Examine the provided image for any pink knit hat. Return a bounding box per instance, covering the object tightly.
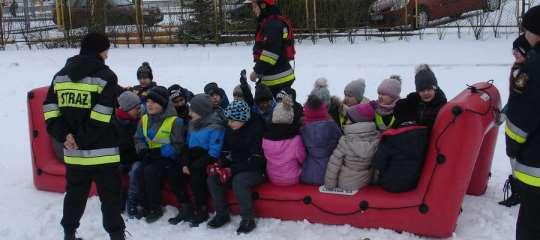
[377,75,402,98]
[346,103,375,123]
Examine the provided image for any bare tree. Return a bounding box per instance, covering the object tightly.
[89,0,105,33]
[436,26,447,40]
[468,12,490,40]
[0,0,4,50]
[491,1,507,38]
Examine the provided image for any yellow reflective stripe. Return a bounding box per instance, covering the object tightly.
[64,155,120,165]
[375,113,396,130]
[90,110,112,123]
[54,82,104,94]
[142,114,149,142]
[514,170,540,187]
[262,72,295,86]
[339,113,346,126]
[260,50,279,65]
[44,110,61,120]
[505,122,526,144]
[64,147,120,165]
[260,55,277,65]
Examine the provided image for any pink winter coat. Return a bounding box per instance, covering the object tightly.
[262,135,306,186]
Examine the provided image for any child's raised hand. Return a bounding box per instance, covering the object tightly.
[182,166,191,175]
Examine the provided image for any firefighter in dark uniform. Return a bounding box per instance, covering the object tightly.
[505,6,540,240]
[42,33,125,240]
[248,0,296,96]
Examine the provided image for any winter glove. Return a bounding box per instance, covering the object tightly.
[206,162,232,184]
[160,144,177,159]
[506,135,522,159]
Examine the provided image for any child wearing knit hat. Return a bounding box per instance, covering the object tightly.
[329,78,370,131]
[324,103,381,192]
[168,84,194,122]
[300,94,342,185]
[263,89,306,186]
[370,75,402,130]
[131,62,157,100]
[133,86,191,224]
[394,64,447,129]
[206,99,266,231]
[113,91,142,219]
[183,94,225,227]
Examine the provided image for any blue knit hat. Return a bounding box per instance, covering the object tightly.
[225,100,251,122]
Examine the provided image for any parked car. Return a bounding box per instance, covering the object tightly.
[52,0,163,28]
[368,0,501,29]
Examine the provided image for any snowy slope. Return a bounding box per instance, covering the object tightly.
[0,36,520,239]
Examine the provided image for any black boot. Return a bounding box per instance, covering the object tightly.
[236,218,256,234]
[499,175,520,207]
[168,204,194,225]
[145,208,163,223]
[109,231,125,240]
[64,232,82,240]
[207,214,231,229]
[189,206,209,227]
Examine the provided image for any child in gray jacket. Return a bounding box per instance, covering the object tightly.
[324,103,381,191]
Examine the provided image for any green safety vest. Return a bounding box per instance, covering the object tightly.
[375,113,396,131]
[141,115,177,149]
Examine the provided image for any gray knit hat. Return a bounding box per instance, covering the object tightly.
[344,79,366,102]
[117,91,140,111]
[311,77,331,106]
[190,94,214,118]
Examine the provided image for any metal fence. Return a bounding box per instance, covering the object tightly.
[0,0,535,50]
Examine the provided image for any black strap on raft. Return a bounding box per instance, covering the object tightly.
[225,81,499,217]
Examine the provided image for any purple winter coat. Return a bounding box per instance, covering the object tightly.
[300,120,342,185]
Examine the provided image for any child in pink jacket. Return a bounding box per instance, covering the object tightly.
[262,89,306,186]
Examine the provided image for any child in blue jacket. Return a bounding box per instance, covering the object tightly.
[182,94,225,227]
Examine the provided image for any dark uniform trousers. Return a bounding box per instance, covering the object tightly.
[61,164,125,235]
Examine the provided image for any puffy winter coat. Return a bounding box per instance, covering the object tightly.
[372,125,429,193]
[43,54,120,166]
[394,90,447,130]
[134,102,186,162]
[253,6,295,90]
[324,122,380,191]
[186,112,225,168]
[300,120,342,185]
[112,108,139,165]
[263,135,306,186]
[223,113,266,175]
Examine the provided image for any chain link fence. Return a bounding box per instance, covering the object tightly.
[0,0,535,50]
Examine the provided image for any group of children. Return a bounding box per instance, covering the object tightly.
[113,61,448,234]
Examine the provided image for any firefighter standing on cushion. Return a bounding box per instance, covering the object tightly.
[504,6,540,240]
[42,33,125,240]
[248,0,296,96]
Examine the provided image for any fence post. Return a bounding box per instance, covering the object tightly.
[0,0,4,50]
[135,0,145,45]
[304,0,309,31]
[23,0,30,33]
[313,0,317,39]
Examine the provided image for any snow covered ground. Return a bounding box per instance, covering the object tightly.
[0,35,522,239]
